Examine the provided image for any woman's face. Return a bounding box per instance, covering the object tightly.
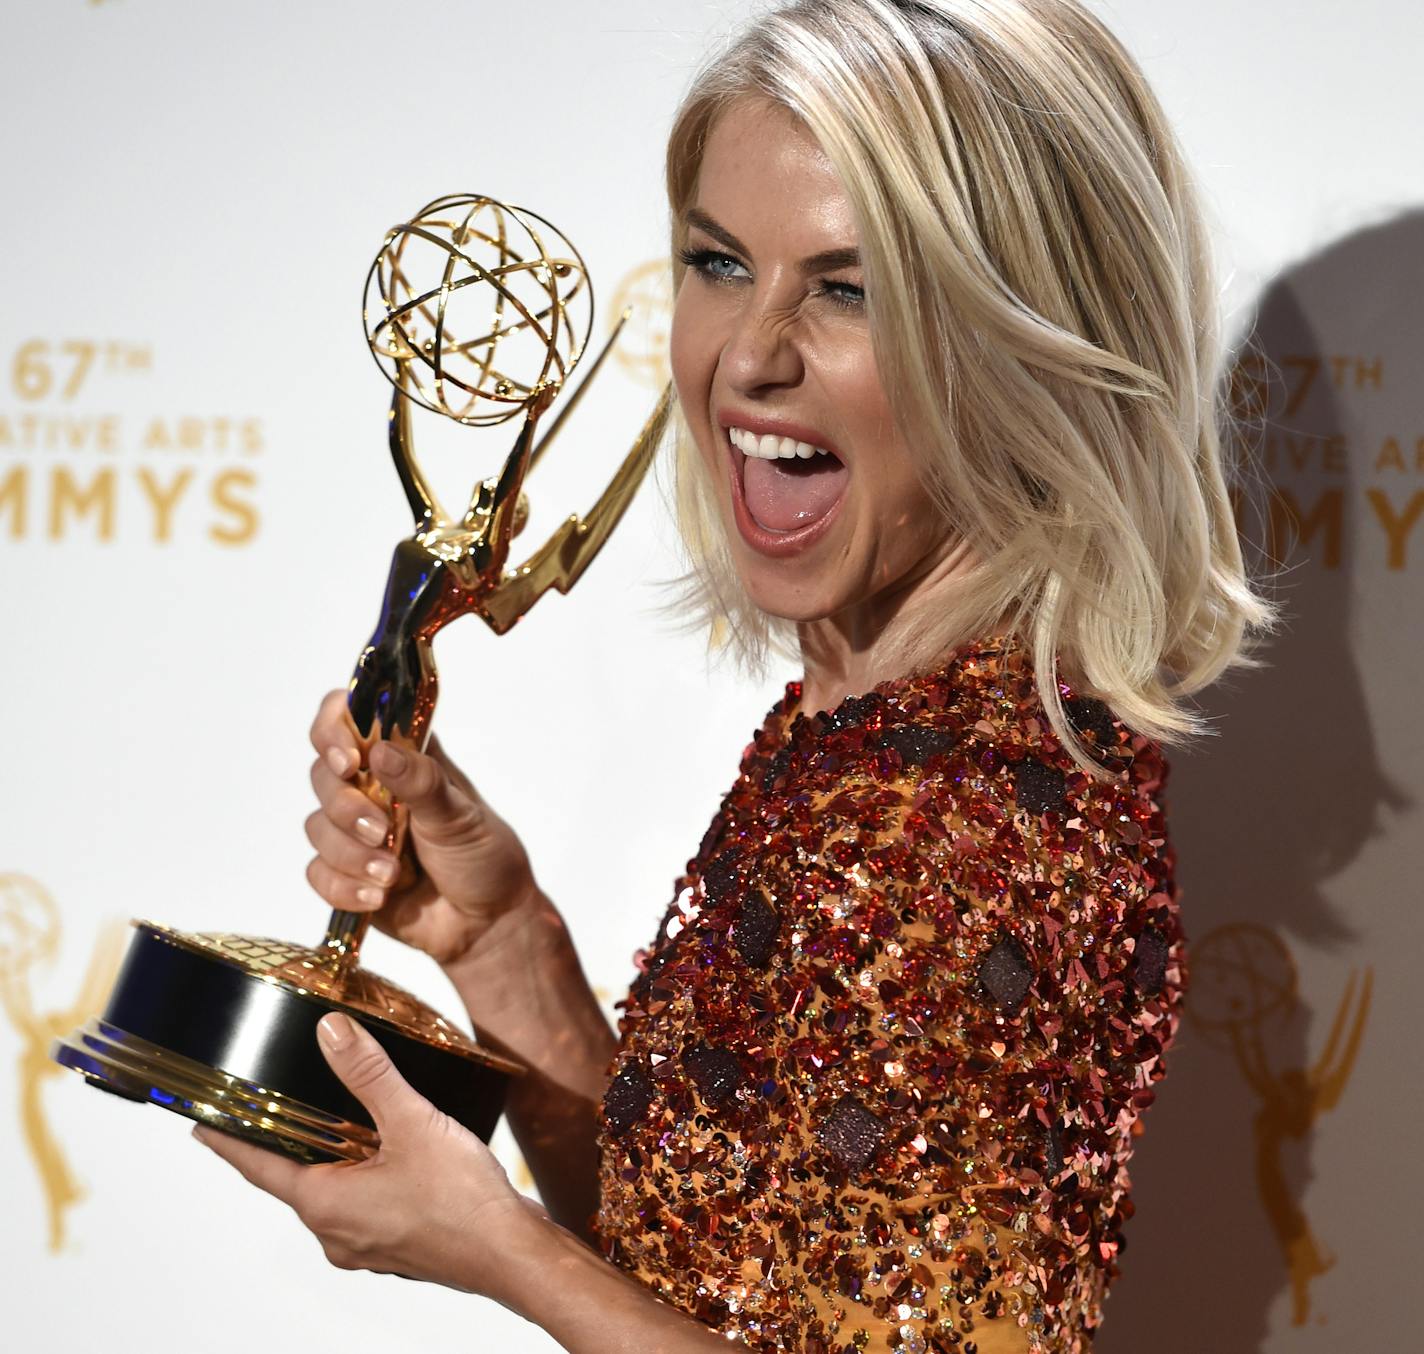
[670,97,960,631]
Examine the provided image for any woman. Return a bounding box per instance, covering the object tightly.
[197,2,1276,1350]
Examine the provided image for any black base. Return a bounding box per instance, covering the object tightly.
[57,924,511,1158]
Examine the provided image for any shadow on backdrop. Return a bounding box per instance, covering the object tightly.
[1101,211,1418,1351]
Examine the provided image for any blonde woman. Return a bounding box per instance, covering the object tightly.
[198,2,1275,1350]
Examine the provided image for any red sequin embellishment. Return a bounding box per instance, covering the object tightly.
[594,634,1185,1352]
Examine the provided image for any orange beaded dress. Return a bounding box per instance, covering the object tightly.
[592,633,1184,1353]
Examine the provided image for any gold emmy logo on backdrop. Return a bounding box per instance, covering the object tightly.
[0,337,261,546]
[1228,347,1423,572]
[0,875,124,1251]
[609,259,673,392]
[52,194,672,1163]
[1190,924,1373,1326]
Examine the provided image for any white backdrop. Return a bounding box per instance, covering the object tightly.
[2,2,1419,1350]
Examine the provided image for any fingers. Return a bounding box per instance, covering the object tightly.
[316,1013,432,1140]
[310,689,359,779]
[304,815,398,910]
[305,856,389,913]
[305,746,398,910]
[310,759,389,843]
[193,1123,306,1203]
[368,742,486,844]
[310,690,484,847]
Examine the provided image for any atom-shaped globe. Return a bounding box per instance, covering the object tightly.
[363,194,593,426]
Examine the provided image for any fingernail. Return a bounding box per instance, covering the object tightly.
[353,815,388,847]
[318,1012,354,1050]
[191,1124,209,1143]
[356,885,384,907]
[326,746,356,777]
[366,856,399,886]
[371,743,407,777]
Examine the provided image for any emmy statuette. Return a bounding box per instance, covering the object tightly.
[52,195,672,1163]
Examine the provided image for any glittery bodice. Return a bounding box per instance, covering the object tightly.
[592,634,1184,1353]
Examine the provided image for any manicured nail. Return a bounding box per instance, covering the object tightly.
[326,746,356,777]
[353,815,387,847]
[191,1124,210,1144]
[366,856,399,886]
[318,1012,354,1050]
[356,885,384,907]
[371,743,407,776]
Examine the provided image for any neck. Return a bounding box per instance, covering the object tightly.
[795,538,1004,716]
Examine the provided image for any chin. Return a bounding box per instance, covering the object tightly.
[733,562,845,626]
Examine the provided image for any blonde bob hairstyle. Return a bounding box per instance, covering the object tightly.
[665,0,1279,777]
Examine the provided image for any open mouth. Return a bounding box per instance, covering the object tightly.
[724,424,849,553]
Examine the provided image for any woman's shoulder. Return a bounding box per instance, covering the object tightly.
[741,630,1169,845]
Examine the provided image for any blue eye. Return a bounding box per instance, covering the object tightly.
[820,280,865,309]
[677,245,865,310]
[678,246,749,282]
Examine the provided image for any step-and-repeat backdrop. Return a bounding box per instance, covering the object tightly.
[2,2,1418,1349]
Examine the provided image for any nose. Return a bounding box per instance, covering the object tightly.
[720,299,804,397]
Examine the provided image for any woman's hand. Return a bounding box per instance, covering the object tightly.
[193,1012,548,1299]
[195,1017,733,1353]
[304,689,538,968]
[303,693,618,1241]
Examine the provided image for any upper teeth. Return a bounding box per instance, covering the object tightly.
[729,427,831,461]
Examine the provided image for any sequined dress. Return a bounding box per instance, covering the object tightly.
[592,633,1184,1353]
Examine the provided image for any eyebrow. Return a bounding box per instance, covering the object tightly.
[685,208,860,274]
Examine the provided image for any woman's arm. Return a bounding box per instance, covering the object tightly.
[439,889,617,1240]
[194,1012,729,1352]
[503,1219,731,1354]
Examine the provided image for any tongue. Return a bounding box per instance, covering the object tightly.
[743,455,848,532]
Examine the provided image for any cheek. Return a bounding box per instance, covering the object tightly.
[877,464,951,573]
[669,281,715,412]
[847,425,942,556]
[888,473,940,544]
[824,350,931,533]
